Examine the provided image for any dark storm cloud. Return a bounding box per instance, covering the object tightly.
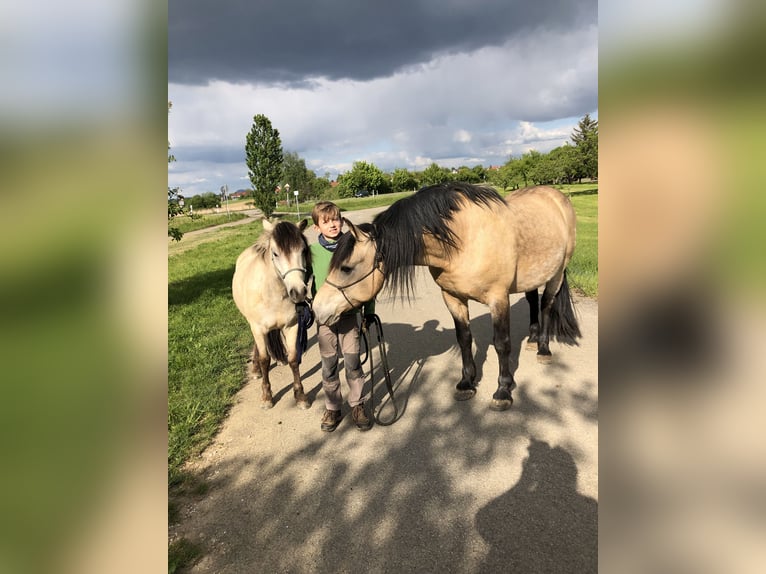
[169,0,597,85]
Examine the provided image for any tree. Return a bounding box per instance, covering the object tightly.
[420,163,451,186]
[336,161,387,198]
[571,114,598,181]
[282,151,321,200]
[391,168,418,193]
[455,166,481,183]
[245,114,283,219]
[188,192,221,210]
[548,144,580,184]
[168,101,185,241]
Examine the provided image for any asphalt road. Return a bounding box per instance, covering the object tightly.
[170,207,598,573]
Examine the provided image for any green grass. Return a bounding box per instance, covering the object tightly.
[169,211,247,234]
[168,220,267,485]
[275,190,416,218]
[566,191,598,297]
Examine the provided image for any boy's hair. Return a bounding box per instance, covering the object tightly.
[311,201,341,225]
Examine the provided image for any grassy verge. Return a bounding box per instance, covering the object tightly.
[551,183,599,298]
[169,212,247,235]
[274,190,416,218]
[168,219,267,486]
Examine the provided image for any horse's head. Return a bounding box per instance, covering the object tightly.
[313,219,385,325]
[264,218,311,304]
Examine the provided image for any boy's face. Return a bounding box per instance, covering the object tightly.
[314,215,343,240]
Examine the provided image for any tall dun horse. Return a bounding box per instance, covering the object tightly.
[312,183,581,411]
[232,219,312,409]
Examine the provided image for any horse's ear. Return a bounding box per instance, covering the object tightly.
[262,219,274,232]
[344,218,365,241]
[298,218,308,231]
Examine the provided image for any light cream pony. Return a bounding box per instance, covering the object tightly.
[232,219,312,409]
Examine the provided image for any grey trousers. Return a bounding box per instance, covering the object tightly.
[317,314,365,410]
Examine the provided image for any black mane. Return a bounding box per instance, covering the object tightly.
[256,221,310,266]
[335,182,505,300]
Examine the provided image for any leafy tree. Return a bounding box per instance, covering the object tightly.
[420,163,451,186]
[168,101,185,241]
[282,151,321,200]
[527,153,559,185]
[391,168,418,193]
[455,166,481,183]
[548,144,580,184]
[336,161,387,198]
[571,114,598,181]
[471,165,487,182]
[313,176,332,198]
[245,114,283,218]
[188,192,221,210]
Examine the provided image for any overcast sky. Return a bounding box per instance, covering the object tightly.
[168,0,598,196]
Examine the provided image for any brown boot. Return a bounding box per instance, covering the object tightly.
[351,403,372,431]
[320,409,342,432]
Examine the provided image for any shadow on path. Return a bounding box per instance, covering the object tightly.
[476,439,598,573]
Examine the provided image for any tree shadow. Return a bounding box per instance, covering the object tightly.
[475,439,598,573]
[567,188,598,197]
[169,266,234,307]
[169,293,596,573]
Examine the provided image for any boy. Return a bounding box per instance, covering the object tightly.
[310,201,375,432]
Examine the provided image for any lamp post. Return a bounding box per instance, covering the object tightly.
[284,183,290,208]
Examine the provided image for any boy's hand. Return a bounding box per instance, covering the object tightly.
[362,314,377,331]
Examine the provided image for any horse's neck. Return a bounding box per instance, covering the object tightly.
[419,234,452,268]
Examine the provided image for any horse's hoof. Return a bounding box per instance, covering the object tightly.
[454,387,477,401]
[260,401,274,410]
[526,340,538,351]
[490,398,513,411]
[296,400,311,410]
[536,353,553,364]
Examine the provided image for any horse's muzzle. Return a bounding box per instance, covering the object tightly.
[288,286,308,304]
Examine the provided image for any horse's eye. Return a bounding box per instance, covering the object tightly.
[340,266,352,274]
[272,251,279,258]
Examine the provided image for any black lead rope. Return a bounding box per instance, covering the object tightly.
[360,314,399,426]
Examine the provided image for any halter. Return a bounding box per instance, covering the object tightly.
[323,253,383,310]
[271,252,308,282]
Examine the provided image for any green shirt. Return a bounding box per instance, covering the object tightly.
[310,240,375,316]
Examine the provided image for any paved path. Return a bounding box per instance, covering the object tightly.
[170,208,598,573]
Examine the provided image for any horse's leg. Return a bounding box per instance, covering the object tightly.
[441,290,477,400]
[252,331,274,408]
[537,273,564,364]
[250,343,263,378]
[489,296,516,411]
[525,289,540,351]
[284,323,310,409]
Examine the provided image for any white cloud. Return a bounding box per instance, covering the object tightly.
[169,26,597,196]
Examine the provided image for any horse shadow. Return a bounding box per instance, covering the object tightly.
[268,296,535,414]
[475,438,598,573]
[361,297,533,423]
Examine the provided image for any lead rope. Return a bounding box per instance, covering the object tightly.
[360,314,399,426]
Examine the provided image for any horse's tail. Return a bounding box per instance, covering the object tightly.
[266,329,288,364]
[549,271,582,344]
